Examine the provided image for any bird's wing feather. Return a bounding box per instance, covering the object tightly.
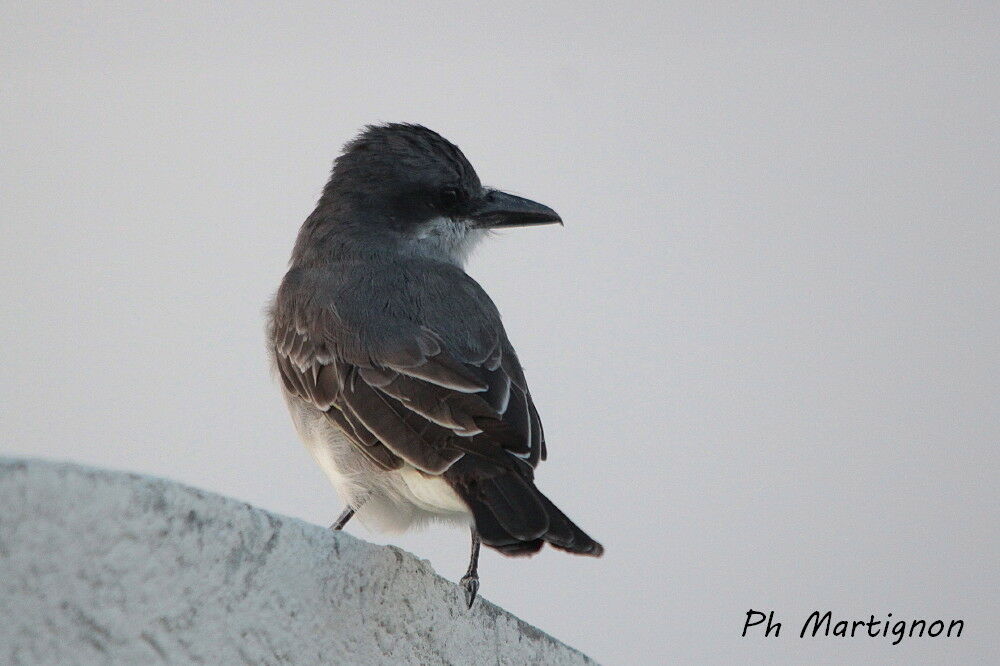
[271,265,545,475]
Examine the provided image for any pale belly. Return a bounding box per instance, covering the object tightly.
[287,391,472,532]
[396,467,470,514]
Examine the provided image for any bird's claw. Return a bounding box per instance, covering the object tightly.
[460,574,479,609]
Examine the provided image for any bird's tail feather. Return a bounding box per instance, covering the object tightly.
[456,473,603,558]
[532,490,604,556]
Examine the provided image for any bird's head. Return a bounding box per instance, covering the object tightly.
[310,123,561,265]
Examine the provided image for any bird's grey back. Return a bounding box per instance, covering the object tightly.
[271,256,512,371]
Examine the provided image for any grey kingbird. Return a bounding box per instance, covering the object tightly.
[269,123,603,607]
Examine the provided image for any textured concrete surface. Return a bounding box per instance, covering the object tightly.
[0,458,594,665]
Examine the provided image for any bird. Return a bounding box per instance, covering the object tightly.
[268,123,603,608]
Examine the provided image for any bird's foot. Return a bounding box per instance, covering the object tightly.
[459,574,480,609]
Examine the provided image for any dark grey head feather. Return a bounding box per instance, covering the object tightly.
[324,123,481,204]
[292,124,484,267]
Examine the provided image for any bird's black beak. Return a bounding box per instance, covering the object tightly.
[468,189,562,229]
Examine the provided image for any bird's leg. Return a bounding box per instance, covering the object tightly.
[459,527,482,609]
[329,507,354,531]
[329,494,370,531]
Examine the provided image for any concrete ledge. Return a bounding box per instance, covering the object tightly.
[0,458,594,665]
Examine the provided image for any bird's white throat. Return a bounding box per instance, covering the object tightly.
[409,216,486,267]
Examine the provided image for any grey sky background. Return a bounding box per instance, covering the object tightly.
[2,2,997,663]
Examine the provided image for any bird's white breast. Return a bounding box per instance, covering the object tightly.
[284,390,472,532]
[396,467,470,515]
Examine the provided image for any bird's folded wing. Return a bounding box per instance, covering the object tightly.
[272,309,545,475]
